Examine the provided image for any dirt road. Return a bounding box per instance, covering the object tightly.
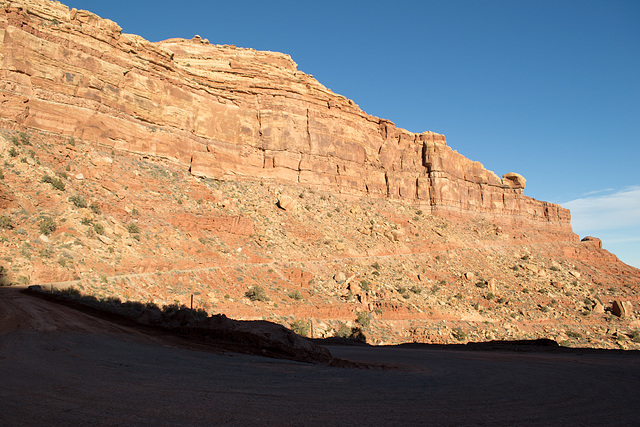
[1,286,639,425]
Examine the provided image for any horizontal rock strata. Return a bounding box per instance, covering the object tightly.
[0,0,571,234]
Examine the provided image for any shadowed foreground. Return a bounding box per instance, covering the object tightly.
[1,287,639,425]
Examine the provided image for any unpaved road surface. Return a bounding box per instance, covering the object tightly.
[1,286,640,426]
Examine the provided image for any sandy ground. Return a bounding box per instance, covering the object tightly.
[1,286,640,426]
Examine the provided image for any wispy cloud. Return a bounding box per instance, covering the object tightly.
[562,186,640,268]
[563,185,640,232]
[581,188,615,197]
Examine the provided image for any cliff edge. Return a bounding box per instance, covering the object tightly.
[0,0,571,236]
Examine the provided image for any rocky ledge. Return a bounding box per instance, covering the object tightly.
[1,0,570,236]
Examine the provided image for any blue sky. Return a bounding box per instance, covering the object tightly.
[62,0,640,268]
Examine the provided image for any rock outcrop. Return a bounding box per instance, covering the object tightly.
[0,0,571,233]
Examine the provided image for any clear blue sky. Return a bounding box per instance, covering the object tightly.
[62,0,640,268]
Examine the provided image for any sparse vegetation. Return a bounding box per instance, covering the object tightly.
[93,223,105,235]
[42,174,65,191]
[452,327,467,341]
[69,194,87,208]
[288,290,302,301]
[0,215,13,229]
[290,319,310,337]
[245,285,268,302]
[126,222,140,235]
[356,311,371,328]
[39,217,57,236]
[89,202,101,214]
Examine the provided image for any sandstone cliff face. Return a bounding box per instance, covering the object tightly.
[0,0,571,232]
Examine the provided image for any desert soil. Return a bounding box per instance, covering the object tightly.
[1,286,639,426]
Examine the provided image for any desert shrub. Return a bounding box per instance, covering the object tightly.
[291,319,310,337]
[0,215,13,229]
[39,217,56,236]
[549,265,560,272]
[126,222,140,234]
[630,330,640,343]
[9,147,18,157]
[80,217,93,226]
[511,265,520,272]
[335,323,351,338]
[67,137,75,146]
[93,223,105,235]
[452,327,467,341]
[567,330,582,339]
[19,132,31,145]
[69,194,87,208]
[356,311,371,328]
[521,255,530,261]
[89,202,101,214]
[372,261,381,271]
[360,280,370,291]
[485,292,495,300]
[410,285,422,294]
[288,290,302,301]
[42,174,65,191]
[245,285,268,302]
[0,169,3,180]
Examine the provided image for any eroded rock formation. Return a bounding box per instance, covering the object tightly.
[0,0,570,231]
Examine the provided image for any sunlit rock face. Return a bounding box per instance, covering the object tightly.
[0,0,571,235]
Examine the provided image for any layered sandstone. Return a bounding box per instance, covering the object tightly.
[0,0,571,232]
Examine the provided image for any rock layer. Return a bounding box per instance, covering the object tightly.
[0,0,571,233]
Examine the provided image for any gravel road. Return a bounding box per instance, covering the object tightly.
[1,286,639,426]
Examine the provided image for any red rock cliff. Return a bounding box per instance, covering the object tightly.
[0,0,572,233]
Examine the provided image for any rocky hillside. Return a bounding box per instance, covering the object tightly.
[1,0,639,348]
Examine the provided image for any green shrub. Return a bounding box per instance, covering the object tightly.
[288,290,302,301]
[291,319,310,337]
[567,330,582,339]
[42,175,65,191]
[126,222,140,234]
[485,292,495,300]
[372,261,381,270]
[360,280,370,291]
[549,266,560,272]
[67,137,75,146]
[93,223,105,235]
[39,217,56,236]
[356,311,371,328]
[9,147,18,157]
[410,285,422,294]
[69,194,87,208]
[335,323,351,338]
[0,215,13,229]
[452,327,467,341]
[19,132,31,145]
[245,285,268,301]
[80,217,93,226]
[89,202,101,214]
